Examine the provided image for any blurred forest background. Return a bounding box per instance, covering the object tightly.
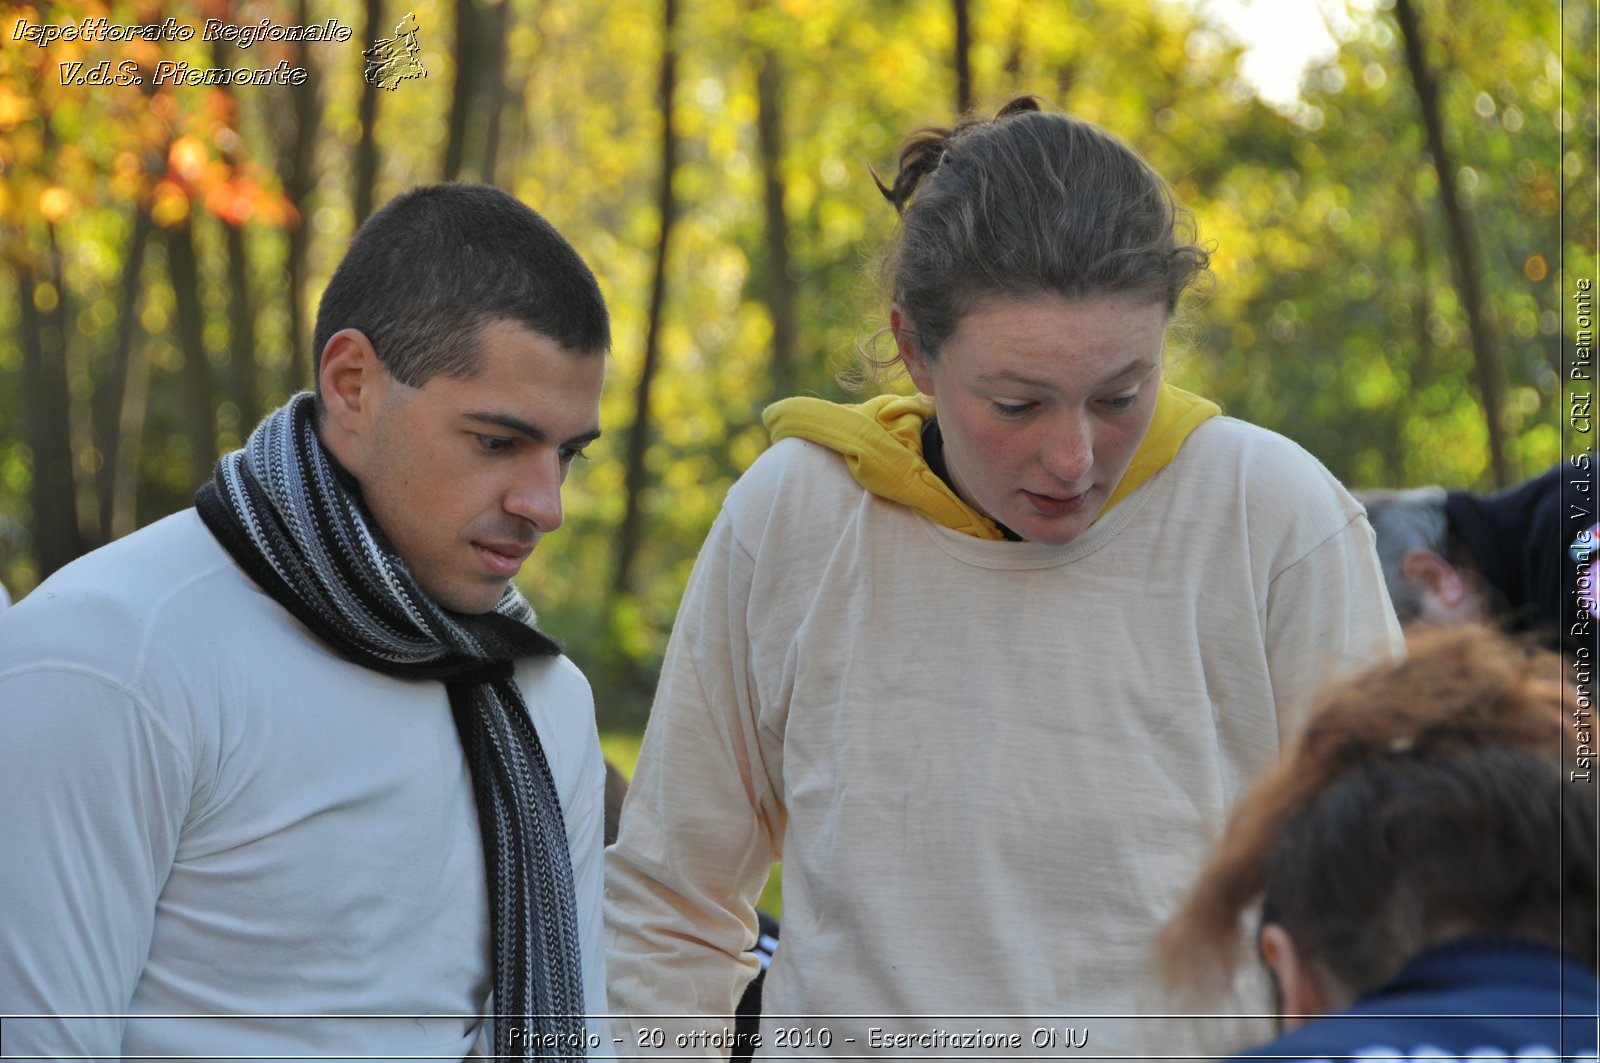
[2,0,1595,727]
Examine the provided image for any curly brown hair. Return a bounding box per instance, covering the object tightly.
[1159,625,1592,1002]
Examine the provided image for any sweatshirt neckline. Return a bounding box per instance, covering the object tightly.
[914,458,1166,570]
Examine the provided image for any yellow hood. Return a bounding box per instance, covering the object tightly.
[763,382,1219,540]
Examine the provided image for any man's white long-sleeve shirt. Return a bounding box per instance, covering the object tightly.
[0,509,607,1059]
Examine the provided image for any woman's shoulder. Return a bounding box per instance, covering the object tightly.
[720,437,866,541]
[1183,414,1321,459]
[1182,416,1356,490]
[728,436,858,501]
[1172,416,1368,530]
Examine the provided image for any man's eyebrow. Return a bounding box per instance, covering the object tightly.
[465,411,602,445]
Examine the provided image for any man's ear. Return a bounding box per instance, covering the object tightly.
[1398,548,1473,614]
[1259,923,1335,1032]
[316,328,386,468]
[890,306,935,395]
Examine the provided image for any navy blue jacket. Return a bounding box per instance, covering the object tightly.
[1233,937,1598,1062]
[1446,462,1597,656]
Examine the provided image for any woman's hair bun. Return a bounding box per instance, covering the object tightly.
[873,96,1042,215]
[994,94,1043,118]
[873,128,949,215]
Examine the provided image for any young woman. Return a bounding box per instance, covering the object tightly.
[604,97,1403,1057]
[1160,625,1595,1061]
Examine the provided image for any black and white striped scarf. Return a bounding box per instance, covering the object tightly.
[195,392,587,1059]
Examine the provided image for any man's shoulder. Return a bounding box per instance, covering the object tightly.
[514,651,592,702]
[510,653,601,799]
[15,508,235,596]
[0,509,277,682]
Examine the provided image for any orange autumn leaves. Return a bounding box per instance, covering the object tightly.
[4,4,294,239]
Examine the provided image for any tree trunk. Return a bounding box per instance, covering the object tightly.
[165,219,218,490]
[213,34,261,428]
[612,0,679,598]
[480,0,513,184]
[754,45,797,404]
[225,219,262,429]
[1002,12,1023,81]
[503,83,529,186]
[1400,199,1439,483]
[44,222,103,546]
[443,0,478,181]
[1393,0,1510,487]
[285,0,321,389]
[109,321,153,542]
[354,0,384,224]
[17,259,82,576]
[953,0,973,113]
[95,205,153,541]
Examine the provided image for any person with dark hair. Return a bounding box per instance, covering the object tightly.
[1357,461,1597,657]
[0,184,611,1059]
[1162,626,1598,1061]
[1354,485,1480,625]
[604,98,1402,1056]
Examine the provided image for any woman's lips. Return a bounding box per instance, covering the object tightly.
[1023,489,1088,517]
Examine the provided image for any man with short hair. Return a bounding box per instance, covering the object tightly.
[0,184,610,1059]
[1357,462,1596,655]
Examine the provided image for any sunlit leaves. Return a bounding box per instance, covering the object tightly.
[0,0,1573,714]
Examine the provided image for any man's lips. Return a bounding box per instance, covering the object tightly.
[473,541,534,577]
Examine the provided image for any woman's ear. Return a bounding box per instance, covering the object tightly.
[890,306,935,395]
[1259,923,1335,1032]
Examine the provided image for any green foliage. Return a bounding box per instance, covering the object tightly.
[1170,0,1569,490]
[0,0,1581,716]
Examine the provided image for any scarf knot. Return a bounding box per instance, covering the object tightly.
[449,659,518,686]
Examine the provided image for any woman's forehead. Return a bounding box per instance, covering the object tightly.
[942,294,1168,384]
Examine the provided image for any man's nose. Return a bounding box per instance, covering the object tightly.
[504,453,564,532]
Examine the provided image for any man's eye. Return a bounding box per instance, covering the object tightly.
[560,445,591,463]
[991,401,1034,418]
[1100,393,1139,411]
[476,435,515,453]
